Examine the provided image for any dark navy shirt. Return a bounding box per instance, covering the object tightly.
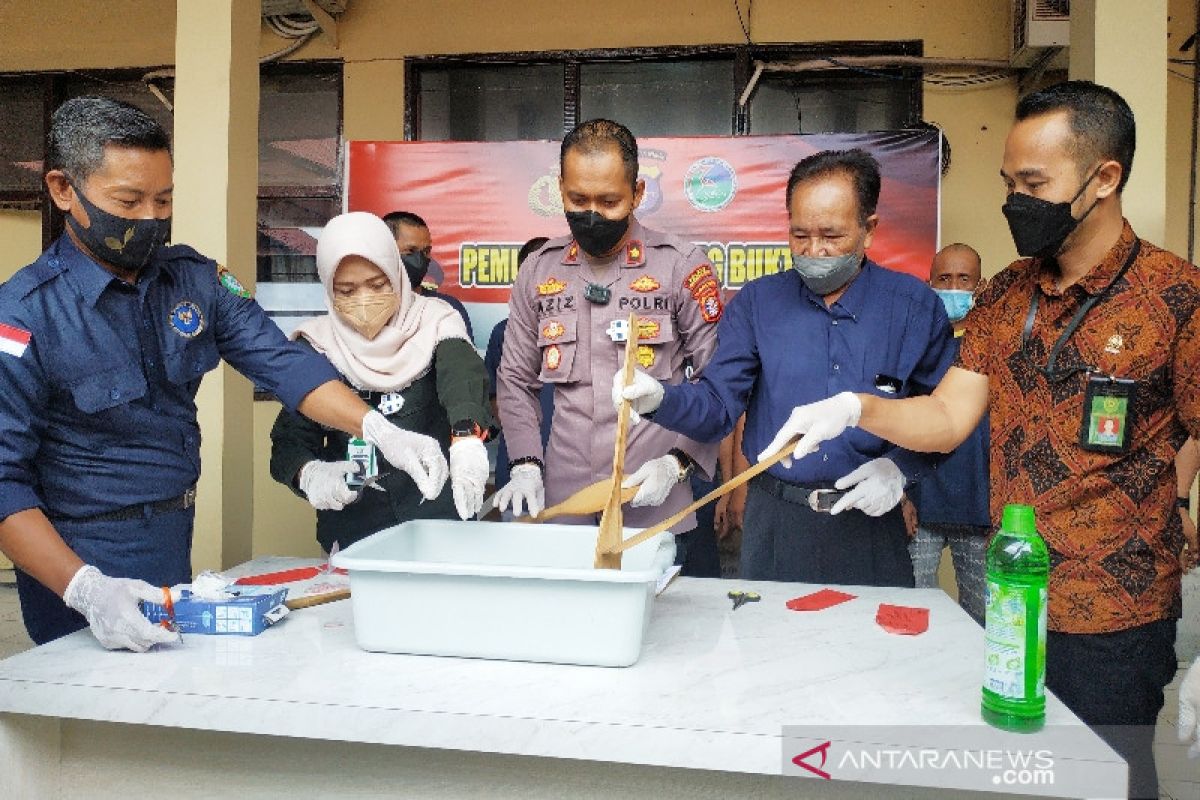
[0,235,338,521]
[910,334,991,528]
[653,260,955,484]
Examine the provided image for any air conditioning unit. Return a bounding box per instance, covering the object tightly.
[1011,0,1070,67]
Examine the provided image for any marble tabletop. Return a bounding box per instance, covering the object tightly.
[0,557,1123,797]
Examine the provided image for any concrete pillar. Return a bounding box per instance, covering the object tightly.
[1070,0,1168,243]
[172,0,261,572]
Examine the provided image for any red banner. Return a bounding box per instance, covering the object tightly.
[347,132,939,342]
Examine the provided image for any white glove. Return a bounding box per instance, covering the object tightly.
[63,565,181,652]
[831,457,906,517]
[612,368,665,425]
[361,410,448,500]
[1180,656,1200,759]
[449,437,489,520]
[298,460,360,511]
[622,454,684,508]
[494,463,545,518]
[756,392,862,468]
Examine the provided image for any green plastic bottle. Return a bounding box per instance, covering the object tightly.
[981,503,1048,732]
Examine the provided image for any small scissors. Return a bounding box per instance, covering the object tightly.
[728,589,761,610]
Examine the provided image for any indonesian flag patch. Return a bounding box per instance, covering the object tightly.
[0,322,31,358]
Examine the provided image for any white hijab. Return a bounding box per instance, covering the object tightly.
[293,211,469,392]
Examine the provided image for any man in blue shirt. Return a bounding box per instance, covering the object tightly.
[0,97,448,651]
[616,149,954,586]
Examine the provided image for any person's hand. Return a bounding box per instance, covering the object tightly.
[298,460,360,510]
[831,457,906,517]
[622,454,683,508]
[1180,504,1198,572]
[900,495,919,539]
[1179,657,1200,759]
[756,392,862,467]
[63,565,181,652]
[715,485,747,541]
[612,368,665,425]
[361,410,448,500]
[494,463,545,517]
[449,437,489,520]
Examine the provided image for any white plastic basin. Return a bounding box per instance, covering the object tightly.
[330,520,675,667]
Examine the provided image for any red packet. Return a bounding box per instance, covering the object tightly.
[786,588,857,612]
[875,603,929,635]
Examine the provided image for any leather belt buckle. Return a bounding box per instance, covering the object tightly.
[181,487,197,510]
[807,489,841,513]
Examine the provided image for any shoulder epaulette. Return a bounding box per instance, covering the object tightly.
[3,259,64,299]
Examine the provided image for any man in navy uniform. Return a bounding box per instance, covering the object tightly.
[0,97,448,651]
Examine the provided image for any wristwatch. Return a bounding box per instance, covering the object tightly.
[1179,495,1192,512]
[450,418,489,442]
[667,448,695,482]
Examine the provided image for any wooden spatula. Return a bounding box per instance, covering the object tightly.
[604,434,802,555]
[596,312,640,569]
[513,478,639,524]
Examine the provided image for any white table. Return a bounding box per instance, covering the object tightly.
[0,557,1124,799]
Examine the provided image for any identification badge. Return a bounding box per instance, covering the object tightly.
[1079,374,1136,453]
[606,318,629,342]
[377,392,405,416]
[345,437,378,488]
[584,283,611,305]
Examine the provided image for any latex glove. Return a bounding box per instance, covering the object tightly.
[63,565,181,652]
[622,454,683,508]
[449,437,489,520]
[494,463,545,518]
[1180,656,1200,759]
[361,409,448,500]
[298,460,360,511]
[831,457,907,517]
[756,392,862,468]
[612,368,665,425]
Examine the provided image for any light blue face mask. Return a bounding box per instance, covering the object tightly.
[934,288,974,322]
[791,251,863,296]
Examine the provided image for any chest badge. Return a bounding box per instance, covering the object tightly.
[636,345,655,368]
[637,317,660,339]
[545,344,562,371]
[169,300,205,339]
[538,277,567,296]
[1104,333,1124,354]
[541,320,566,340]
[630,275,660,293]
[606,318,630,342]
[377,392,405,416]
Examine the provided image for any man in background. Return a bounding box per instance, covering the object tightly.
[382,210,474,340]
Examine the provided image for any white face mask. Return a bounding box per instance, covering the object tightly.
[332,292,399,339]
[791,251,863,295]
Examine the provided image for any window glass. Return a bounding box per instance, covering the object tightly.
[750,72,914,134]
[418,64,564,141]
[61,75,174,140]
[579,59,734,136]
[259,67,340,187]
[0,79,45,193]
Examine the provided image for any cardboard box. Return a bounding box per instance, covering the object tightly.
[141,586,289,636]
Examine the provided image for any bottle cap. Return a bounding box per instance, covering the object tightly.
[1001,503,1037,535]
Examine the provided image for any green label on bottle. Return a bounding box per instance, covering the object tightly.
[983,580,1047,701]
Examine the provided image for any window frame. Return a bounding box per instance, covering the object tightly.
[403,40,923,141]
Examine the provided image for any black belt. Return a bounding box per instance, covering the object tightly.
[59,487,198,524]
[751,473,846,513]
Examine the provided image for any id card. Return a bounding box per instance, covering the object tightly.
[345,437,378,488]
[1079,374,1136,453]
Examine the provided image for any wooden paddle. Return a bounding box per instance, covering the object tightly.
[595,312,640,569]
[603,435,803,555]
[514,478,639,524]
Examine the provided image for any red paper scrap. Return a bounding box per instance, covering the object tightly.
[875,603,929,635]
[234,566,346,586]
[786,588,857,612]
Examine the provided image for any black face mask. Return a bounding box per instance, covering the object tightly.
[401,251,430,291]
[1001,166,1101,260]
[67,183,171,273]
[565,210,628,257]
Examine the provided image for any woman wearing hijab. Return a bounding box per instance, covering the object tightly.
[269,212,493,553]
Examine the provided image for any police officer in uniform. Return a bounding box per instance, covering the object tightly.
[495,119,720,561]
[0,97,447,651]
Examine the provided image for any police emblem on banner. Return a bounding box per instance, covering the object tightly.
[629,275,660,293]
[545,344,562,371]
[169,300,205,338]
[538,277,567,296]
[217,265,251,298]
[683,156,738,213]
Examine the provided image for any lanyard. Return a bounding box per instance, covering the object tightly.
[1020,239,1140,382]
